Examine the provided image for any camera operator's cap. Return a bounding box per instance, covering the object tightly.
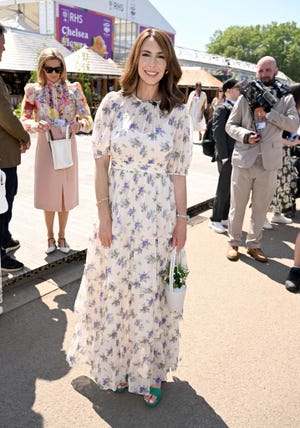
[222,78,242,92]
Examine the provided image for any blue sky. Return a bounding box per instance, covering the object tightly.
[150,0,300,51]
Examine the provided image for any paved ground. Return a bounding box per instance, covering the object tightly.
[1,133,300,427]
[1,201,300,427]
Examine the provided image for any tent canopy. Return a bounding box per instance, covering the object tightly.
[1,27,121,78]
[64,47,122,77]
[179,67,223,89]
[1,26,70,71]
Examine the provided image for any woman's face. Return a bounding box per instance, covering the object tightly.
[43,59,63,84]
[137,37,167,89]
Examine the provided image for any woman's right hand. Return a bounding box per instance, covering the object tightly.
[34,120,50,132]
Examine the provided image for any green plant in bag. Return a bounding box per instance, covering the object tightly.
[161,262,189,289]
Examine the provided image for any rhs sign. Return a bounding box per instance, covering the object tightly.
[57,4,113,58]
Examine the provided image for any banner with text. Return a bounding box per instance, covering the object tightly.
[57,4,113,58]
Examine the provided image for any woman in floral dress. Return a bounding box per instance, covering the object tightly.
[67,28,192,407]
[21,48,93,253]
[266,84,300,226]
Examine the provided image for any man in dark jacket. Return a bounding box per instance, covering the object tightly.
[208,78,241,234]
[0,24,30,272]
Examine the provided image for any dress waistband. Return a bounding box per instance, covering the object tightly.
[111,161,167,174]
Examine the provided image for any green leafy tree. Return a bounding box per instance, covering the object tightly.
[207,22,300,82]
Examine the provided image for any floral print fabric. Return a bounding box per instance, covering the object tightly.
[67,91,192,395]
[21,80,93,211]
[21,80,93,129]
[269,147,298,213]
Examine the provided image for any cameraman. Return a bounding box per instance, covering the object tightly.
[225,56,299,263]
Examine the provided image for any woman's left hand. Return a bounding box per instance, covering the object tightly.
[171,218,187,250]
[69,122,81,134]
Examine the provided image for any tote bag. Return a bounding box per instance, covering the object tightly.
[48,125,73,170]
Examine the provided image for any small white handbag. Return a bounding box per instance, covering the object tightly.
[0,169,8,214]
[48,125,73,170]
[164,248,188,313]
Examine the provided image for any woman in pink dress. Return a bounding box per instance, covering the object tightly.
[21,48,93,254]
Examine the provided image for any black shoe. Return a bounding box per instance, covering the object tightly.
[4,238,20,253]
[285,267,300,293]
[1,255,24,272]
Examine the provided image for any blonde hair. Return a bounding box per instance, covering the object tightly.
[37,48,67,86]
[120,28,184,113]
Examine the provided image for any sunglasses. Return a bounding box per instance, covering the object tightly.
[44,66,62,74]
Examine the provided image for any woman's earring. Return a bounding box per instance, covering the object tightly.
[165,70,168,75]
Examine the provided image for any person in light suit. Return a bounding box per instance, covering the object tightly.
[225,56,299,263]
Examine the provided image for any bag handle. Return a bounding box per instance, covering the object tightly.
[48,129,54,141]
[66,124,70,139]
[168,248,176,291]
[48,124,70,141]
[169,248,183,292]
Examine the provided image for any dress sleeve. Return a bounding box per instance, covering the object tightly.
[92,92,118,159]
[167,104,193,176]
[20,83,37,132]
[72,82,93,133]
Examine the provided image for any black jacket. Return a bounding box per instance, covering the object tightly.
[212,100,235,162]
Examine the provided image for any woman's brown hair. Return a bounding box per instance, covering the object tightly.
[37,48,67,86]
[120,28,184,113]
[290,83,300,110]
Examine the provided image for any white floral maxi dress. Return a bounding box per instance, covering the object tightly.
[67,92,192,395]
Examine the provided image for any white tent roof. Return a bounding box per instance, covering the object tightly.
[1,27,121,77]
[1,26,70,71]
[0,0,176,33]
[64,46,122,77]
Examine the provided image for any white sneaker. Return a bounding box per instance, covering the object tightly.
[221,219,229,228]
[263,219,273,230]
[271,214,292,224]
[209,220,226,234]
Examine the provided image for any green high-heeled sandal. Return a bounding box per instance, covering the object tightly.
[144,387,162,408]
[116,374,128,393]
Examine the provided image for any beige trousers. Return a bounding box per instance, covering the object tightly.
[228,155,277,248]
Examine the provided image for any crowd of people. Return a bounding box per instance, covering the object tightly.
[1,20,300,408]
[204,56,300,290]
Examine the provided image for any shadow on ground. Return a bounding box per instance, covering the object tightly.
[238,222,299,286]
[71,375,228,428]
[0,284,70,427]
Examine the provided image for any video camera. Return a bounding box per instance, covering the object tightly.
[240,79,279,112]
